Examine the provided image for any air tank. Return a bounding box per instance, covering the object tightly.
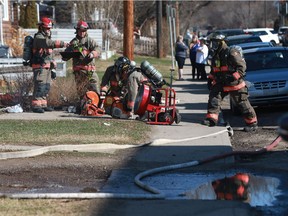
[140,60,165,87]
[23,35,33,66]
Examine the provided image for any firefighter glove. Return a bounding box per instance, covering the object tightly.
[225,74,235,82]
[51,69,57,80]
[100,91,106,96]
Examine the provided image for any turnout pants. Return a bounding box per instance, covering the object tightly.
[206,84,257,125]
[31,68,51,109]
[74,70,100,99]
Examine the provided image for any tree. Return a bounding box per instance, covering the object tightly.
[19,0,38,28]
[25,0,38,28]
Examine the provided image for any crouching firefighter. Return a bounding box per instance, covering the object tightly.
[202,34,258,132]
[31,17,68,113]
[100,56,147,119]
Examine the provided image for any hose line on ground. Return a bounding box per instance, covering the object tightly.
[0,129,229,160]
[134,136,282,195]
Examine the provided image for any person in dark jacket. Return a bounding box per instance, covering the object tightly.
[31,17,68,113]
[203,34,258,132]
[175,35,188,80]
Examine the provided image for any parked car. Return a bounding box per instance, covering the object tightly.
[282,29,288,47]
[206,29,244,38]
[0,45,11,58]
[236,42,274,50]
[278,26,288,43]
[243,28,280,46]
[230,47,288,114]
[224,34,262,46]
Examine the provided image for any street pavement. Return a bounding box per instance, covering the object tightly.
[0,64,256,215]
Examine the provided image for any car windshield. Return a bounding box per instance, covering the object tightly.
[244,50,288,71]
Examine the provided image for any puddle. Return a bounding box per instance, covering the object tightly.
[143,171,283,207]
[182,173,280,207]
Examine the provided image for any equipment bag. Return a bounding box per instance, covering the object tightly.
[23,35,34,66]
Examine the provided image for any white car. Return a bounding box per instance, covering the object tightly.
[243,28,280,46]
[278,26,288,43]
[230,47,288,115]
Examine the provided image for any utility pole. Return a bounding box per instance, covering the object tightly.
[175,1,179,36]
[123,0,134,60]
[0,1,3,45]
[156,0,163,58]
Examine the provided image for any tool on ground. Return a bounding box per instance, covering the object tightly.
[134,62,181,125]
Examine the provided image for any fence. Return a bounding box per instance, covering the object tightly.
[108,33,156,56]
[24,28,103,49]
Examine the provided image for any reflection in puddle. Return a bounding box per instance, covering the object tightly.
[183,173,281,207]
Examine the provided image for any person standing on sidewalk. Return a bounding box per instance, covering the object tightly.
[62,20,100,112]
[175,35,188,80]
[31,17,68,113]
[189,34,200,80]
[195,37,208,80]
[202,34,258,132]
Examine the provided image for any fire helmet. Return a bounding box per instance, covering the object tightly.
[114,56,131,76]
[39,17,53,29]
[209,34,226,55]
[75,20,89,30]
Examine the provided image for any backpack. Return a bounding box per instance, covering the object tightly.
[23,35,34,66]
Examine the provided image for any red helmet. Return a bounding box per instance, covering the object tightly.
[39,17,53,28]
[76,20,89,30]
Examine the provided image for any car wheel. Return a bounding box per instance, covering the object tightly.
[230,97,241,116]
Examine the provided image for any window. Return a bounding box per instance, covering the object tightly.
[2,0,9,21]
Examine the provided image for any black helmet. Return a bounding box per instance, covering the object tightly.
[209,34,226,55]
[114,56,131,76]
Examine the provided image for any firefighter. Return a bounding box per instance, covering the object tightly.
[203,34,258,132]
[212,173,250,201]
[62,20,100,105]
[100,56,147,117]
[31,17,68,113]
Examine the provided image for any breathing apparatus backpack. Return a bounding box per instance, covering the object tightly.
[23,35,34,66]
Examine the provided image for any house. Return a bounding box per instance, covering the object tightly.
[0,0,19,45]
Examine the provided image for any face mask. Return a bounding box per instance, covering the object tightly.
[210,40,219,52]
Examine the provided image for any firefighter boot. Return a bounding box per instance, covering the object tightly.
[244,122,258,132]
[202,118,217,127]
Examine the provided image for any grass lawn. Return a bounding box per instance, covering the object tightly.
[0,118,151,146]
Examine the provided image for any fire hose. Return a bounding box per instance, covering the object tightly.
[0,134,283,199]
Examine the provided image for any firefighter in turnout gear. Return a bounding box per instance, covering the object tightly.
[31,17,68,113]
[62,20,100,107]
[202,34,258,132]
[100,56,147,118]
